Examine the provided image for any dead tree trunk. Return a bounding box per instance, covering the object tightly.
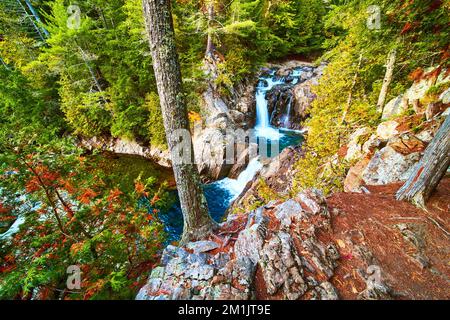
[142,0,215,243]
[396,114,450,208]
[341,53,363,124]
[205,1,215,59]
[377,49,396,114]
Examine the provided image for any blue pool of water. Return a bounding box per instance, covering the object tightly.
[156,129,303,242]
[154,68,305,241]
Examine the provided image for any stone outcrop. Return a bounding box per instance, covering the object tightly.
[192,59,258,181]
[137,189,341,300]
[137,177,450,300]
[342,114,446,192]
[342,66,449,193]
[229,145,304,212]
[78,136,171,167]
[265,64,324,130]
[382,95,408,120]
[361,146,421,185]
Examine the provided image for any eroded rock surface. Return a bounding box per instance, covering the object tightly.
[137,189,341,300]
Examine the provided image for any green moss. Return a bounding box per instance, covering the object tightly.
[88,152,173,194]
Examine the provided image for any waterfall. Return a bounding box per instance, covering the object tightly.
[255,76,284,140]
[162,67,307,239]
[220,68,305,199]
[284,95,293,128]
[215,157,263,200]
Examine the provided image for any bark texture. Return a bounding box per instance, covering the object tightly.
[341,53,363,124]
[205,2,215,58]
[377,49,396,114]
[142,0,215,243]
[396,114,450,208]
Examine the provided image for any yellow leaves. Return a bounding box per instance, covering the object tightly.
[188,111,202,123]
[336,239,346,249]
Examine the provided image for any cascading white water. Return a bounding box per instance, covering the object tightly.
[215,157,263,200]
[163,67,307,239]
[255,76,285,140]
[284,95,293,127]
[220,68,306,199]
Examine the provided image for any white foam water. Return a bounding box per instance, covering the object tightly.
[215,157,263,200]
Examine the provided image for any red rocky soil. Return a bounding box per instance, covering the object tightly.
[324,178,449,299]
[137,178,449,300]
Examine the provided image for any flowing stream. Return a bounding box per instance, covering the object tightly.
[159,68,305,240]
[0,68,306,241]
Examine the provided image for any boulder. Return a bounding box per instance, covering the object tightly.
[387,133,426,155]
[259,231,307,299]
[193,127,232,180]
[186,241,220,254]
[344,156,371,192]
[362,134,382,154]
[295,189,327,215]
[425,101,447,120]
[274,199,305,229]
[344,127,371,162]
[264,64,320,130]
[382,95,408,120]
[405,75,436,104]
[376,120,399,140]
[293,77,318,120]
[228,110,246,125]
[415,129,434,143]
[362,146,421,185]
[439,88,450,104]
[234,208,268,264]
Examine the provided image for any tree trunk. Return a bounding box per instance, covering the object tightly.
[377,49,396,114]
[142,0,215,244]
[205,2,215,58]
[341,53,363,124]
[396,114,450,208]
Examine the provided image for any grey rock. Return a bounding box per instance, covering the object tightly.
[296,189,326,216]
[186,264,215,281]
[316,282,339,300]
[161,245,188,266]
[165,257,188,277]
[234,208,268,264]
[186,240,220,254]
[382,95,408,120]
[274,199,305,229]
[172,285,192,300]
[149,266,165,279]
[362,146,421,185]
[259,232,307,299]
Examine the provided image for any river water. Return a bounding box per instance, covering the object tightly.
[158,68,306,241]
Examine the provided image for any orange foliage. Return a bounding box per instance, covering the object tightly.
[107,188,123,202]
[401,22,413,35]
[134,181,146,195]
[0,202,11,214]
[408,67,424,81]
[70,242,85,255]
[78,188,98,204]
